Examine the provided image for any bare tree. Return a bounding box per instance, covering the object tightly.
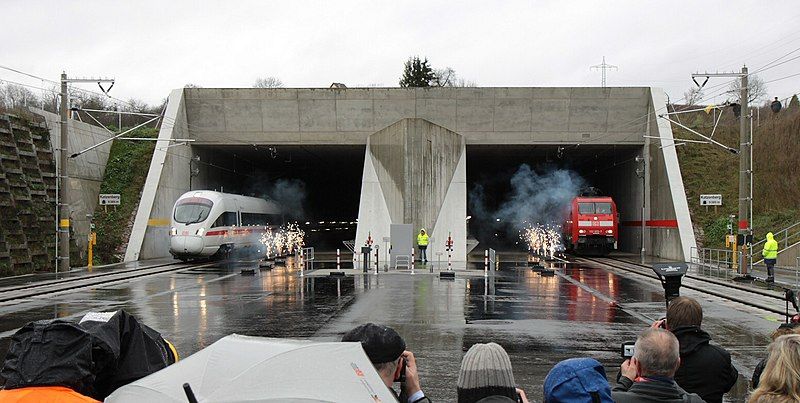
[0,83,38,109]
[727,74,768,104]
[433,67,476,87]
[683,86,704,105]
[253,77,284,88]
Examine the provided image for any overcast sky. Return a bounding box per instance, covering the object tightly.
[3,1,799,106]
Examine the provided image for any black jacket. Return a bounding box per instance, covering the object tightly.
[612,376,706,403]
[752,357,767,389]
[672,326,738,403]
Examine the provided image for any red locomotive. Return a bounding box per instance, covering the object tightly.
[563,196,618,255]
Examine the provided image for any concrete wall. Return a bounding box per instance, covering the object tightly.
[356,118,466,263]
[601,149,645,254]
[126,86,695,263]
[36,109,114,257]
[651,89,697,261]
[184,87,650,146]
[125,89,192,261]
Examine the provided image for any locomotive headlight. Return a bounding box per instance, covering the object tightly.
[606,229,614,234]
[578,229,586,234]
[195,227,205,236]
[170,227,177,236]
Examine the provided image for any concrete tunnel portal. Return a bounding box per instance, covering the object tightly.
[187,143,645,254]
[191,145,365,249]
[466,144,644,252]
[125,86,696,263]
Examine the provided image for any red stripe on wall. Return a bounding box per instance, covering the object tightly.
[621,220,679,228]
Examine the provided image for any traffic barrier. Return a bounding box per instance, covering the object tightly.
[411,248,415,275]
[484,250,488,277]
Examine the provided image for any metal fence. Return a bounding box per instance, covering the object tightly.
[297,247,315,275]
[691,246,800,285]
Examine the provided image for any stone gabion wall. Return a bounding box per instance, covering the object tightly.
[0,113,57,275]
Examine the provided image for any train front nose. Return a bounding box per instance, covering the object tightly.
[170,235,204,254]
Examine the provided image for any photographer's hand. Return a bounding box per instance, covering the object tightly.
[401,351,422,400]
[621,359,638,381]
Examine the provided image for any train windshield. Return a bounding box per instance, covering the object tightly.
[174,197,213,224]
[595,202,612,214]
[578,203,595,214]
[578,202,613,214]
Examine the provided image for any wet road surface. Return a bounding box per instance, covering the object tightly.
[0,257,781,402]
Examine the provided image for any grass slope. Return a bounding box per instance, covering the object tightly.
[674,101,800,249]
[92,127,156,264]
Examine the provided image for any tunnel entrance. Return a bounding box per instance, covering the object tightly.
[191,145,365,250]
[466,145,644,253]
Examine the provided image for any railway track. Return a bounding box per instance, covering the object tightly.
[0,261,216,304]
[578,256,790,317]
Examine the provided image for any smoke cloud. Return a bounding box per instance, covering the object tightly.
[245,178,307,221]
[469,164,586,241]
[264,179,306,220]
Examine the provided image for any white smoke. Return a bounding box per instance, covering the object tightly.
[469,164,585,243]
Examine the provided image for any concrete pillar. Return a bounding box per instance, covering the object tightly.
[355,118,466,263]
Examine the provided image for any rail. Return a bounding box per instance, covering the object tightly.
[585,256,788,316]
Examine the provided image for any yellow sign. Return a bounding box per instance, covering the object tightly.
[59,219,70,228]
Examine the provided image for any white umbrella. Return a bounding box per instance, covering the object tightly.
[105,334,397,403]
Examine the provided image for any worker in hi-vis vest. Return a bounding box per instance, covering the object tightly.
[417,229,429,263]
[762,232,778,282]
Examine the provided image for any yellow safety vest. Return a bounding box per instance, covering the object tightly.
[417,233,429,246]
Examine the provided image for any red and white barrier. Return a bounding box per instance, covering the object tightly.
[483,250,488,277]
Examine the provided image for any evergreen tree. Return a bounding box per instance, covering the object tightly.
[789,94,799,111]
[399,56,435,87]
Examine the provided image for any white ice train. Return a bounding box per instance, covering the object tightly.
[169,191,282,261]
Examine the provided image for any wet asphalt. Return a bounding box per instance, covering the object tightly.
[0,256,783,402]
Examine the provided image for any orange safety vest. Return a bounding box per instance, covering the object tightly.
[0,386,100,403]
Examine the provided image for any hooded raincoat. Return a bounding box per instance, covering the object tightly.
[763,232,778,259]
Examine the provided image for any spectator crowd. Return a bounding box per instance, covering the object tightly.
[1,296,800,402]
[341,296,800,403]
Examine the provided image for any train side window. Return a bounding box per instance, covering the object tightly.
[212,211,238,227]
[578,203,595,214]
[595,202,612,214]
[241,213,268,226]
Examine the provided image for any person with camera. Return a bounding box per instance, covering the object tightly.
[342,323,430,403]
[612,328,705,402]
[656,297,737,403]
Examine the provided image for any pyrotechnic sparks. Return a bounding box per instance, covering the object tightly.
[259,223,305,257]
[520,223,564,259]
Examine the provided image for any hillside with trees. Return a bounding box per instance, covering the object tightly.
[673,95,800,249]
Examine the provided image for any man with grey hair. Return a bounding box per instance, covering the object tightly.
[612,328,705,402]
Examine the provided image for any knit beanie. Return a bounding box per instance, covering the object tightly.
[457,343,517,403]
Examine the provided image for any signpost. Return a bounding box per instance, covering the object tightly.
[700,194,722,213]
[700,194,722,206]
[99,194,121,212]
